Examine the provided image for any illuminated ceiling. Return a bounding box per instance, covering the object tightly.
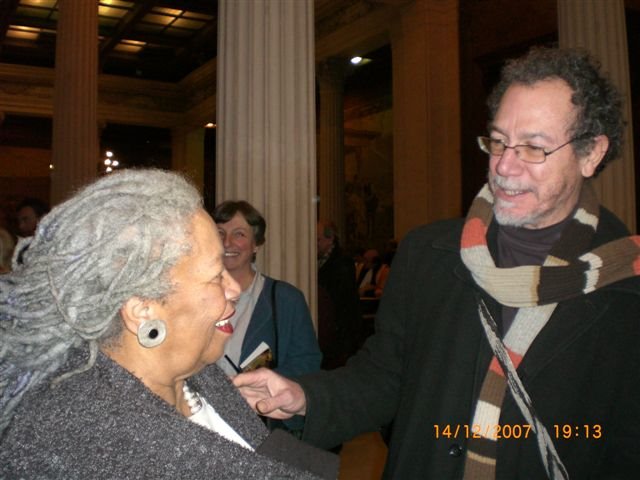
[0,0,218,82]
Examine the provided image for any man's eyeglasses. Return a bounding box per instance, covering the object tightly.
[476,135,587,164]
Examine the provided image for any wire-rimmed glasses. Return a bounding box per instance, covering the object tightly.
[476,135,587,164]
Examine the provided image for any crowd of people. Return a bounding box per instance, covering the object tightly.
[3,45,640,479]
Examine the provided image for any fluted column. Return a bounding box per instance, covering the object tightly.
[216,0,317,319]
[317,57,346,239]
[171,126,205,193]
[558,0,636,232]
[391,0,461,239]
[51,0,99,205]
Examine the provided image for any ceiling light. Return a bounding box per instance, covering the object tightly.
[350,56,372,66]
[7,26,39,40]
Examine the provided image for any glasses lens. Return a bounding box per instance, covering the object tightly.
[477,137,500,155]
[519,145,546,163]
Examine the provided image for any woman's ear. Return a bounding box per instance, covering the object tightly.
[581,135,609,178]
[120,296,157,335]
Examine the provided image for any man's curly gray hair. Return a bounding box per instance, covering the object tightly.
[487,46,624,176]
[0,168,202,433]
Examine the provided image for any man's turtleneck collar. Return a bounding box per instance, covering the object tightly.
[496,214,574,268]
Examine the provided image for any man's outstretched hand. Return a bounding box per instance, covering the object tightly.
[233,368,307,419]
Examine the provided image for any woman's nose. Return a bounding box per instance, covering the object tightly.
[221,233,231,248]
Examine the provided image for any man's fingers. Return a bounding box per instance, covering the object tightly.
[256,399,272,415]
[256,394,292,418]
[232,370,265,388]
[231,369,306,418]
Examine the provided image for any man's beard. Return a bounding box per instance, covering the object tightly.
[489,174,539,228]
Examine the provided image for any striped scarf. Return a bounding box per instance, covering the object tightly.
[460,183,640,479]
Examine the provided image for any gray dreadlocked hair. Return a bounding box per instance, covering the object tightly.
[0,168,202,434]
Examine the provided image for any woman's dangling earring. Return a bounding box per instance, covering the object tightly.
[137,319,167,348]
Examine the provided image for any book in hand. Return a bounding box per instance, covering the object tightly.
[240,341,274,372]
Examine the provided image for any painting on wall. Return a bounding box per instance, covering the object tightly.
[343,109,394,256]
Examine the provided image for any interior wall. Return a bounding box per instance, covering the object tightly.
[344,109,393,254]
[342,45,393,255]
[0,146,51,233]
[459,0,558,212]
[0,117,52,233]
[627,7,640,231]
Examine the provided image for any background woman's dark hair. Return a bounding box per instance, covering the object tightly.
[487,46,624,176]
[212,201,266,246]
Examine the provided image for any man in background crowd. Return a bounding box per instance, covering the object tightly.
[316,219,361,369]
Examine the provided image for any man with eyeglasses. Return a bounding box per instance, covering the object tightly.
[234,47,640,479]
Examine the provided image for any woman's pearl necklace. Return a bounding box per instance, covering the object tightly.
[182,382,203,415]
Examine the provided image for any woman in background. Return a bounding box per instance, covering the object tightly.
[0,169,326,479]
[213,200,321,381]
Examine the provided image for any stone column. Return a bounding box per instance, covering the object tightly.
[317,57,347,239]
[216,0,317,320]
[391,0,461,239]
[51,0,99,205]
[172,126,205,193]
[558,0,636,231]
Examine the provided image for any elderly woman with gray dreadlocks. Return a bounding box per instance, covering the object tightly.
[0,169,335,479]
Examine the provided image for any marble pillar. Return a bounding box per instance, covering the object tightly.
[172,126,205,193]
[216,0,317,319]
[558,0,636,232]
[317,57,347,239]
[51,0,99,205]
[391,0,461,239]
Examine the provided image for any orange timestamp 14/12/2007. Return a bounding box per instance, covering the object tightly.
[433,424,532,440]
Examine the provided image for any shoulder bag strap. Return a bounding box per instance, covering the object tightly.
[270,280,279,369]
[477,300,568,480]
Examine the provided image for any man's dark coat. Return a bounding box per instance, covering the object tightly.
[300,209,640,479]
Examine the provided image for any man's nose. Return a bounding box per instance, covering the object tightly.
[494,146,524,177]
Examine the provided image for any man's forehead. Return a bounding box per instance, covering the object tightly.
[495,82,575,130]
[502,79,574,107]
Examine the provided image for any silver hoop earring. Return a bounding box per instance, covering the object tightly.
[137,319,167,348]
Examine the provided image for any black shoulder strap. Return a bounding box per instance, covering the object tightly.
[270,280,279,369]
